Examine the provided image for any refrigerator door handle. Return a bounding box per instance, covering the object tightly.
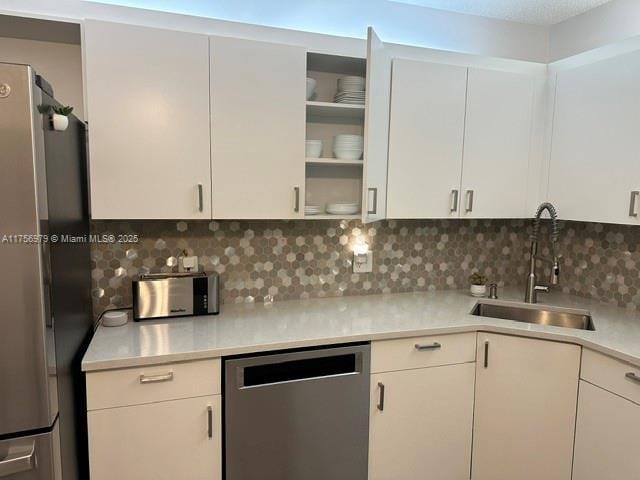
[0,440,36,477]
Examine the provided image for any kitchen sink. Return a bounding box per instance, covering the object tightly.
[471,301,595,331]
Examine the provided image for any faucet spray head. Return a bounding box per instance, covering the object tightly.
[550,256,561,285]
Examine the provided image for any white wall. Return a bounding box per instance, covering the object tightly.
[0,37,84,119]
[550,0,640,61]
[0,0,549,62]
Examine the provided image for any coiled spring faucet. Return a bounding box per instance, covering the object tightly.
[525,202,561,303]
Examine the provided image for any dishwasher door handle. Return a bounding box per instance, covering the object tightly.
[237,350,364,388]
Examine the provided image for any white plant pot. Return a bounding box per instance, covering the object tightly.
[470,284,487,297]
[51,113,69,131]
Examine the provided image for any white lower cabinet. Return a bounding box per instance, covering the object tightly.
[472,333,580,480]
[572,350,640,480]
[86,359,222,480]
[88,395,221,480]
[369,363,475,480]
[369,334,476,480]
[572,381,639,480]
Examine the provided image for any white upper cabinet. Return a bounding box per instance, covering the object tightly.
[386,60,467,218]
[362,27,392,223]
[210,36,306,219]
[461,68,534,218]
[84,20,212,219]
[548,51,640,225]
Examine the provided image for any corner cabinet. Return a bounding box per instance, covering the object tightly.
[472,333,580,480]
[548,50,640,225]
[84,20,212,219]
[386,62,534,219]
[210,36,306,219]
[572,350,640,480]
[369,333,476,480]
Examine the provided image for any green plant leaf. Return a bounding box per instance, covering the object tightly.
[53,105,74,116]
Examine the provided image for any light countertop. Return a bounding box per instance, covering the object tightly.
[82,288,640,372]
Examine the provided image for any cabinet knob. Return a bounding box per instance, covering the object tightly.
[139,371,173,384]
[377,382,385,411]
[625,372,640,384]
[484,340,489,368]
[207,405,213,439]
[368,187,378,215]
[629,191,639,217]
[465,190,474,213]
[197,184,204,212]
[450,189,459,213]
[293,186,300,213]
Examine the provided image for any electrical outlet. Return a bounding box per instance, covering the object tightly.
[353,251,373,273]
[178,255,198,273]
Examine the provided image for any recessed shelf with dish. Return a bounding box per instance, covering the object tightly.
[306,157,364,166]
[303,214,362,220]
[306,101,365,121]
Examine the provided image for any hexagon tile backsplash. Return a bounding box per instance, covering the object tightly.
[90,219,640,317]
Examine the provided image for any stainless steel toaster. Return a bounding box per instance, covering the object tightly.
[132,272,220,320]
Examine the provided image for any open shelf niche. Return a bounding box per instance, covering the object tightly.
[305,52,366,219]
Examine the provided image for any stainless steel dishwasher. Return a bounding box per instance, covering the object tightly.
[224,343,370,480]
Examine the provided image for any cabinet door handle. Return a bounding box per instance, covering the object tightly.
[139,371,173,384]
[450,189,459,213]
[207,405,213,439]
[626,372,640,384]
[197,184,204,212]
[294,186,300,213]
[629,191,639,217]
[415,342,441,351]
[483,340,489,368]
[465,190,474,213]
[377,382,385,411]
[368,187,378,215]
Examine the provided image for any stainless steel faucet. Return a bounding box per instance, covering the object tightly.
[525,202,561,303]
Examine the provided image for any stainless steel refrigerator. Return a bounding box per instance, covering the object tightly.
[0,63,93,479]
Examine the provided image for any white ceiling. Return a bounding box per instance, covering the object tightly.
[391,0,614,25]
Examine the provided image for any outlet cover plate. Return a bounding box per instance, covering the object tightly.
[353,252,373,273]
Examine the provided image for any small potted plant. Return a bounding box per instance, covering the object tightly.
[469,272,488,297]
[51,105,73,131]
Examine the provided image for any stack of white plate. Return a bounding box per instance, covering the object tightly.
[334,76,366,105]
[304,205,322,216]
[326,202,359,215]
[333,134,364,160]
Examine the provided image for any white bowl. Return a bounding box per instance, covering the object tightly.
[334,135,363,145]
[306,140,323,158]
[306,78,317,100]
[334,134,363,140]
[334,147,363,160]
